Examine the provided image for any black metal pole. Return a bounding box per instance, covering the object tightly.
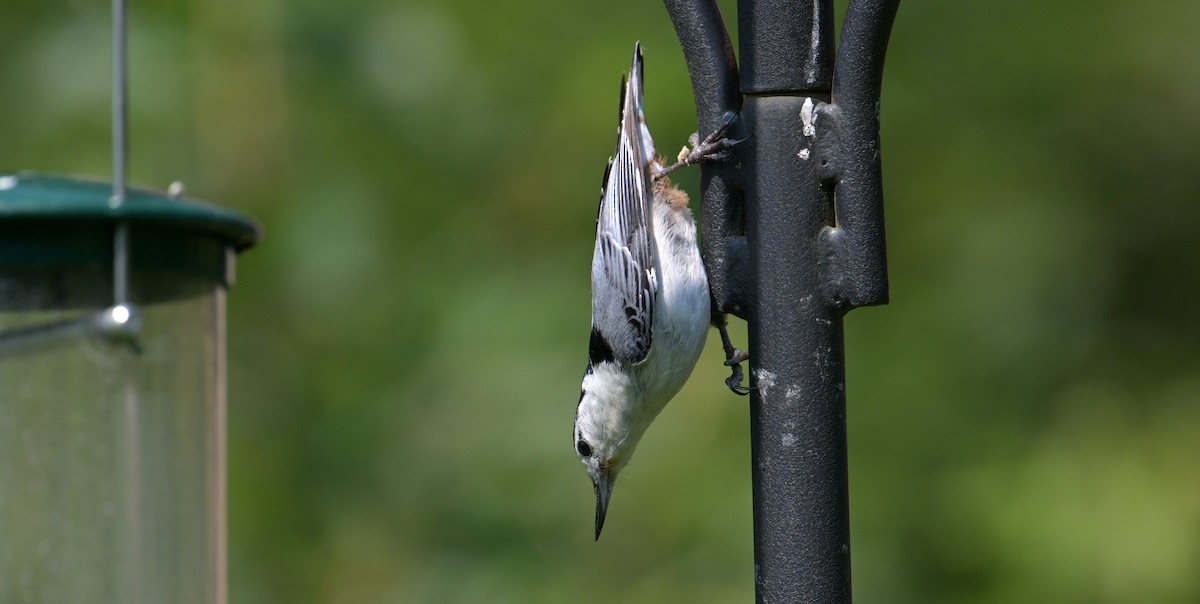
[739,1,850,601]
[664,1,899,602]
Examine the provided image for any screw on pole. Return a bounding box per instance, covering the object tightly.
[663,1,899,602]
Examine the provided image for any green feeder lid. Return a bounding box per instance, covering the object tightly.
[0,172,260,250]
[0,172,262,310]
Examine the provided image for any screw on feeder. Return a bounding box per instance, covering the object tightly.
[94,304,144,353]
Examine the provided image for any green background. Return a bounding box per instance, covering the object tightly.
[3,1,1199,602]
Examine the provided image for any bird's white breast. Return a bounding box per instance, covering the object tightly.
[632,201,709,410]
[576,196,709,468]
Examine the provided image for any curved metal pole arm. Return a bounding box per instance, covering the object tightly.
[815,0,900,310]
[663,0,749,319]
[663,0,741,128]
[835,0,900,111]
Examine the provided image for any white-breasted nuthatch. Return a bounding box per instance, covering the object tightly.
[573,42,740,540]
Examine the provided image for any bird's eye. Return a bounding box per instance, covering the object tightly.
[576,439,593,457]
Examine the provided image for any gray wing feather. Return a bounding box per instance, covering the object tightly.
[591,72,657,365]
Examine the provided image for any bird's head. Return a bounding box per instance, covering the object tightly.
[574,378,644,540]
[575,430,617,541]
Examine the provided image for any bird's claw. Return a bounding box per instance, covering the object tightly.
[660,111,744,177]
[725,362,751,396]
[680,112,743,164]
[716,314,751,396]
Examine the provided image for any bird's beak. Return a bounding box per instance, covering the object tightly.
[594,473,614,540]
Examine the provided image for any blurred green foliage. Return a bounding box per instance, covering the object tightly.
[3,0,1200,602]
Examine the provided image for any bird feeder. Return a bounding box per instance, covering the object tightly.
[0,0,260,598]
[0,173,258,601]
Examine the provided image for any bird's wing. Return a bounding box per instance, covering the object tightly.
[590,45,657,366]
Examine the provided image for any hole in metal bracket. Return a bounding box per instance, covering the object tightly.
[822,179,838,228]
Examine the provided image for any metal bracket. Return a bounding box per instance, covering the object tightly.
[665,0,897,318]
[813,0,899,311]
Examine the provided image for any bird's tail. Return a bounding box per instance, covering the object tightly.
[625,42,659,171]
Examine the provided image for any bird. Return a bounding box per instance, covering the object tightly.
[573,42,739,540]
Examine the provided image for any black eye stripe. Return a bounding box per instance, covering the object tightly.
[576,439,593,457]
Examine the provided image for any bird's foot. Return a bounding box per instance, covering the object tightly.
[716,315,751,396]
[658,112,744,178]
[724,357,750,395]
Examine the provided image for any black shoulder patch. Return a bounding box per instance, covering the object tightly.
[588,325,616,365]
